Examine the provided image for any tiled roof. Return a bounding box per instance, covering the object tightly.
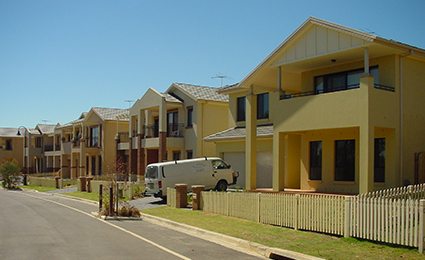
[204,125,273,141]
[37,124,56,134]
[0,127,23,138]
[92,107,129,121]
[173,83,229,102]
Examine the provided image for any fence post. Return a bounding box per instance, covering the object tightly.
[99,184,103,212]
[344,196,352,238]
[257,193,261,223]
[419,199,425,253]
[294,194,299,230]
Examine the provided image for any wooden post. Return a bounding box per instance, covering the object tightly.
[99,184,103,212]
[109,186,113,215]
[419,199,425,253]
[294,194,299,230]
[345,196,352,238]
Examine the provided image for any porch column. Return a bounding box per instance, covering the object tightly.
[137,109,145,179]
[159,97,167,162]
[71,153,77,179]
[246,87,257,190]
[273,131,285,191]
[359,75,375,194]
[79,127,86,177]
[364,47,370,75]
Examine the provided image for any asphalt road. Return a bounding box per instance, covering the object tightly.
[0,189,264,260]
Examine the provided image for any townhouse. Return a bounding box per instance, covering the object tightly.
[206,17,425,194]
[56,107,129,179]
[0,127,24,168]
[117,83,229,181]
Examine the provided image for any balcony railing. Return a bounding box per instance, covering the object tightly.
[281,83,394,100]
[44,145,54,152]
[166,123,184,138]
[143,123,184,138]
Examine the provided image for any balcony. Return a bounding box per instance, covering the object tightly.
[143,123,184,138]
[281,84,394,100]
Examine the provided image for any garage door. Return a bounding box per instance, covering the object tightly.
[223,151,272,189]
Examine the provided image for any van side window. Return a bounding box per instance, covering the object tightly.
[212,160,230,170]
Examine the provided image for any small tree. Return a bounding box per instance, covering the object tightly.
[0,159,22,189]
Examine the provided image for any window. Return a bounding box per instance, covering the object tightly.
[257,93,269,119]
[335,140,355,182]
[310,141,322,180]
[173,151,180,161]
[35,137,42,148]
[145,165,158,179]
[5,139,12,150]
[237,97,246,121]
[187,150,193,159]
[90,127,99,147]
[374,138,385,183]
[315,66,378,93]
[187,107,193,127]
[167,111,179,136]
[212,160,230,170]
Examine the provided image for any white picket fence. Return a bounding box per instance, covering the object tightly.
[201,192,347,236]
[200,189,425,252]
[362,183,425,200]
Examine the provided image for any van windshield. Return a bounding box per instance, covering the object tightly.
[145,166,158,179]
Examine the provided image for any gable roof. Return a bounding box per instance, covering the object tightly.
[91,107,129,121]
[36,124,56,134]
[229,16,425,92]
[168,83,229,102]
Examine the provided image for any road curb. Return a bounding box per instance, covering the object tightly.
[140,213,325,260]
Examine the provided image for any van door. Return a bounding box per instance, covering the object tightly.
[211,159,233,190]
[145,165,161,195]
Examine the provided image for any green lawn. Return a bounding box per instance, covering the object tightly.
[22,184,57,192]
[141,206,425,260]
[63,191,101,201]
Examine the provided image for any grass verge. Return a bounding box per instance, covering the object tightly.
[141,206,425,260]
[62,191,130,202]
[63,191,100,201]
[22,184,57,192]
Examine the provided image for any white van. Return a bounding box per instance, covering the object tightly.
[144,157,239,198]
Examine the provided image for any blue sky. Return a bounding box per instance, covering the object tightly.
[1,0,424,128]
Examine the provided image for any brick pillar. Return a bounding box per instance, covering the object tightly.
[138,134,145,178]
[86,176,93,192]
[79,176,87,191]
[158,132,167,162]
[192,185,205,210]
[175,184,187,208]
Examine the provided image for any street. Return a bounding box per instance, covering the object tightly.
[0,189,263,259]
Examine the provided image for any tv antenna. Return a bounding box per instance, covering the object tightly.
[212,73,232,87]
[124,100,134,109]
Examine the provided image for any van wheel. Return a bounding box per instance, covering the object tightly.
[215,180,228,191]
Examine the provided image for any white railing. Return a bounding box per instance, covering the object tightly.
[201,192,346,235]
[347,196,425,251]
[200,191,425,252]
[362,183,425,200]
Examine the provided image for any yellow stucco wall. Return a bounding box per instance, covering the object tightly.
[400,57,425,184]
[0,137,24,168]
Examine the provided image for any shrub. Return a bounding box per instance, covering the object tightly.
[0,159,22,189]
